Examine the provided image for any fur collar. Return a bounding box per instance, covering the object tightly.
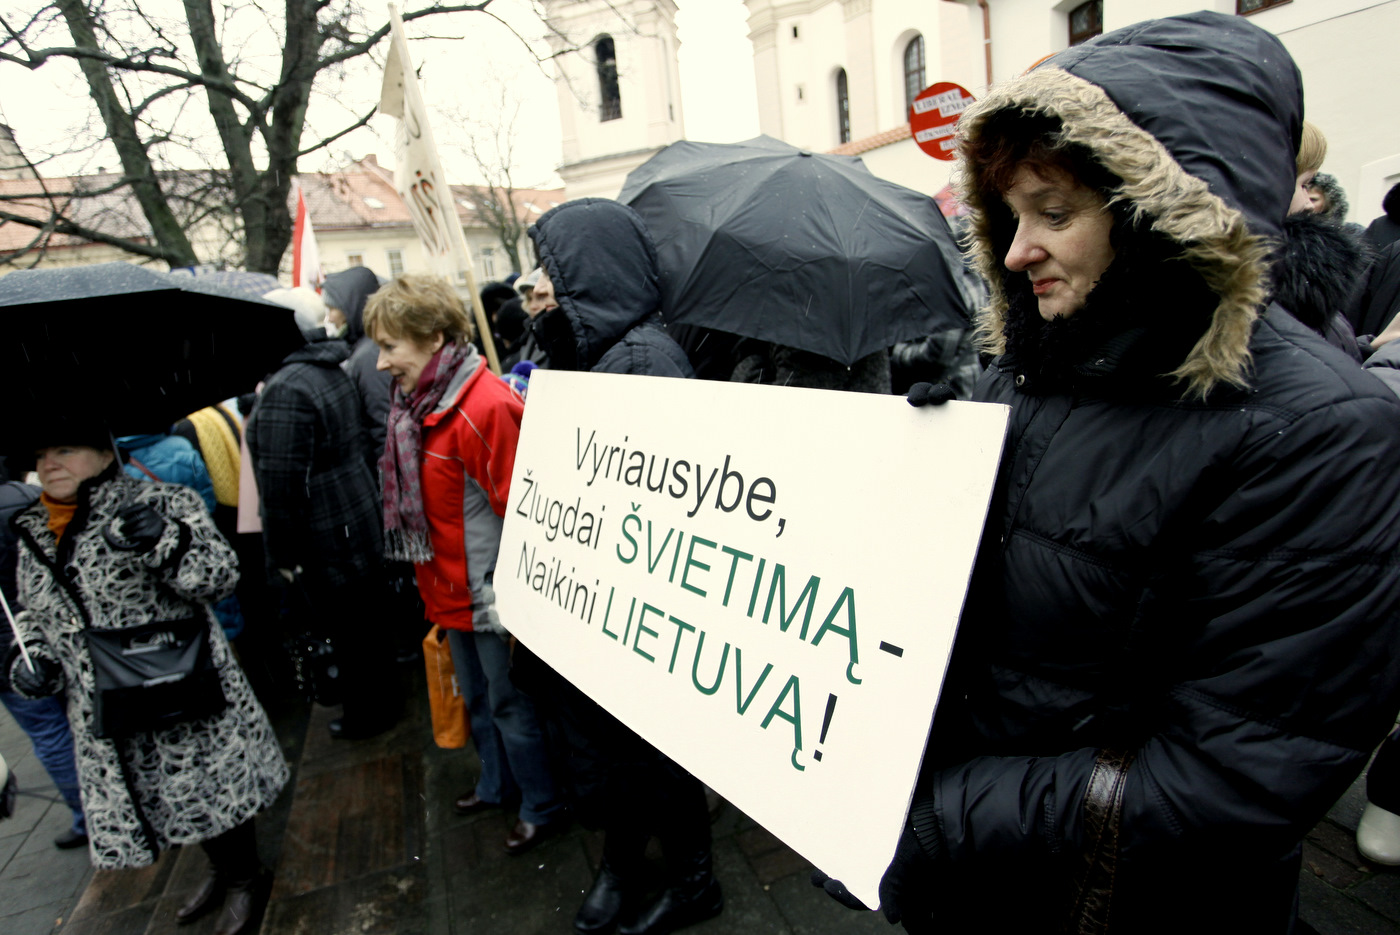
[1271,210,1372,335]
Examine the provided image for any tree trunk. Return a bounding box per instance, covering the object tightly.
[246,0,325,275]
[56,0,197,267]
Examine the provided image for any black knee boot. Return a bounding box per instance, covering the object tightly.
[617,847,722,935]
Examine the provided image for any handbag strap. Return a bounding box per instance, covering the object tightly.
[128,457,162,483]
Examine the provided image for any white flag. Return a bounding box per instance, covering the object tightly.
[379,5,472,281]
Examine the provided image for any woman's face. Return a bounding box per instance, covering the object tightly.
[1001,165,1117,321]
[35,445,114,504]
[527,267,558,318]
[1308,186,1329,214]
[373,327,444,394]
[1290,170,1317,215]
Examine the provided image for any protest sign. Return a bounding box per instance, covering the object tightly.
[494,371,1008,909]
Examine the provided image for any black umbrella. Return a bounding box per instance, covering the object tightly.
[0,262,304,449]
[618,136,971,366]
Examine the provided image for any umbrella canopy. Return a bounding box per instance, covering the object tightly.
[618,136,971,366]
[0,262,304,450]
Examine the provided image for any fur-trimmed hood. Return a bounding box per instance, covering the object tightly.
[956,11,1302,398]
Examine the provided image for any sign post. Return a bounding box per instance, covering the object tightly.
[494,372,1008,909]
[910,82,976,161]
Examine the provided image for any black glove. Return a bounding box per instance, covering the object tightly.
[103,501,167,552]
[877,808,941,932]
[907,382,956,407]
[809,868,870,911]
[6,645,62,697]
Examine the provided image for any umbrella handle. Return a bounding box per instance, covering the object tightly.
[0,588,35,674]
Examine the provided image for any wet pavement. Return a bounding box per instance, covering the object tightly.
[4,665,1400,935]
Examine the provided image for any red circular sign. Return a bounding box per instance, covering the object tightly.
[909,82,976,161]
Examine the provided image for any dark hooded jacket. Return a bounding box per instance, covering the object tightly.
[325,266,392,459]
[527,198,693,378]
[905,12,1400,933]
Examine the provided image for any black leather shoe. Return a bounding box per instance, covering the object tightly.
[504,817,567,856]
[618,875,722,935]
[212,869,270,935]
[175,867,224,924]
[328,716,392,741]
[574,863,634,935]
[53,828,89,850]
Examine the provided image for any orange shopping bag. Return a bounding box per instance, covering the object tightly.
[423,625,469,749]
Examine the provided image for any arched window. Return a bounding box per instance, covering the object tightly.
[903,35,926,113]
[596,35,621,121]
[836,68,851,144]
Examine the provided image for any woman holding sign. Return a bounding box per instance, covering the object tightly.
[816,11,1400,934]
[365,275,566,855]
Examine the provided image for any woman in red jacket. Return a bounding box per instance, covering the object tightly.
[365,274,564,854]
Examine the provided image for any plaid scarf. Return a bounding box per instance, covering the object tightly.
[380,341,478,562]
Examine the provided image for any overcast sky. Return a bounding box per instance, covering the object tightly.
[0,0,759,190]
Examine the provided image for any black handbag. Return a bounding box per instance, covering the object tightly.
[84,616,228,738]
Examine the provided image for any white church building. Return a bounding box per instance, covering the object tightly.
[545,0,1400,225]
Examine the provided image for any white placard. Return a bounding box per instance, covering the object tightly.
[495,370,1008,908]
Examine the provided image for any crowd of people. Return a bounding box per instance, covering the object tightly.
[4,9,1400,935]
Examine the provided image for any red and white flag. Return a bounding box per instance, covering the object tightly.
[291,180,322,292]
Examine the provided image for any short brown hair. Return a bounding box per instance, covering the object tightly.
[1296,120,1326,176]
[962,110,1119,202]
[364,273,474,346]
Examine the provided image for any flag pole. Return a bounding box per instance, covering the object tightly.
[380,4,501,374]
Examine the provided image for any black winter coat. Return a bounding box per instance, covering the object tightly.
[921,12,1400,933]
[246,338,382,588]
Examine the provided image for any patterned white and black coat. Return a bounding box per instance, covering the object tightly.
[6,465,288,869]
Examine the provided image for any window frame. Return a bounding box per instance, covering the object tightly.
[596,35,622,122]
[1236,0,1291,14]
[1068,0,1103,46]
[903,35,926,115]
[836,68,851,145]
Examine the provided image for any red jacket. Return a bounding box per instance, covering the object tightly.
[416,357,523,631]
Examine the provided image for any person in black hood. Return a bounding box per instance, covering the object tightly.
[814,12,1400,933]
[246,327,400,741]
[1365,182,1400,251]
[323,266,391,459]
[519,199,716,935]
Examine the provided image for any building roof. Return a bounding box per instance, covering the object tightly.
[0,154,564,264]
[303,155,563,233]
[826,123,912,157]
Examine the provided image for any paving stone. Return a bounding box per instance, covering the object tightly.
[1305,839,1370,889]
[1351,871,1400,925]
[0,804,92,916]
[696,836,792,935]
[270,753,413,899]
[66,851,175,923]
[444,833,594,935]
[1299,868,1400,934]
[56,900,158,935]
[748,844,811,887]
[1310,818,1371,865]
[737,825,785,858]
[265,864,429,935]
[1,898,69,935]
